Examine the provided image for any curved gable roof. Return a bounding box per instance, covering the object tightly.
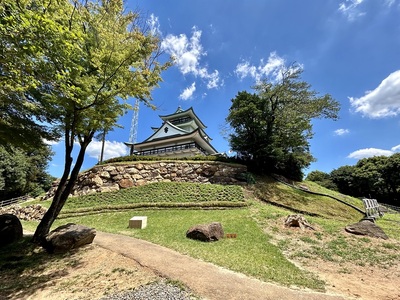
[159,107,207,129]
[143,121,189,142]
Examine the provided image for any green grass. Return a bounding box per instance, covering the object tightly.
[303,180,365,210]
[62,182,245,211]
[24,182,247,216]
[248,196,400,269]
[306,235,400,267]
[18,177,400,292]
[252,176,364,220]
[50,208,325,290]
[376,213,400,239]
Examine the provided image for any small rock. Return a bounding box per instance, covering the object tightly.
[186,222,224,242]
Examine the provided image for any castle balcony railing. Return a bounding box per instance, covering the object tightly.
[134,142,207,156]
[170,117,192,126]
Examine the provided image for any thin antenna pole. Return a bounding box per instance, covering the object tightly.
[128,98,140,155]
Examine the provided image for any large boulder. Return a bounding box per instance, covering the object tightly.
[345,219,388,240]
[43,223,96,253]
[0,214,23,247]
[186,222,224,242]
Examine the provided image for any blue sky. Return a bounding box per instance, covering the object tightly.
[47,0,400,178]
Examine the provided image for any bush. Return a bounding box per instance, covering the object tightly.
[235,172,256,184]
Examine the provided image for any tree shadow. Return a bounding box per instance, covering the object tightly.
[0,235,85,299]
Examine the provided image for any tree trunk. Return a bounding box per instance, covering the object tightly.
[32,133,92,244]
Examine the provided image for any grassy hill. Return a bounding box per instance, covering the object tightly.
[18,175,400,292]
[251,176,364,220]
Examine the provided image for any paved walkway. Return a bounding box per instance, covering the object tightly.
[95,232,347,300]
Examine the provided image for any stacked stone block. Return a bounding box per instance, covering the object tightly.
[44,161,247,199]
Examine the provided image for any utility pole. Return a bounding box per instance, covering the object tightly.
[99,129,106,163]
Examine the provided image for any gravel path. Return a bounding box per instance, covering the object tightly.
[100,281,199,300]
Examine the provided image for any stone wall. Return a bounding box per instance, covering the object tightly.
[46,161,247,198]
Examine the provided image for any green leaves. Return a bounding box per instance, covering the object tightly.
[312,154,400,205]
[226,65,340,180]
[1,0,171,240]
[0,145,53,199]
[1,0,170,150]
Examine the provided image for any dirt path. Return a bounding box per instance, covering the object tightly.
[94,231,347,300]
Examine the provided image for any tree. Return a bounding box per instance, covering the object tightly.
[0,0,170,243]
[226,65,340,180]
[0,145,54,200]
[353,156,387,199]
[305,170,336,190]
[0,1,60,150]
[329,157,400,204]
[0,147,29,199]
[330,165,357,196]
[382,153,400,201]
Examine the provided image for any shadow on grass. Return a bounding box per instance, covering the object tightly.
[0,235,84,300]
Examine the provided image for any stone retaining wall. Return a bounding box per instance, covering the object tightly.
[46,161,247,198]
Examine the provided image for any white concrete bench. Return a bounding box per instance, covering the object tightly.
[362,198,383,220]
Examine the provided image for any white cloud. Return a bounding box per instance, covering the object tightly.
[349,70,400,118]
[147,14,161,36]
[205,70,220,89]
[348,147,394,159]
[348,144,400,159]
[385,0,397,7]
[44,139,61,146]
[179,82,196,100]
[86,140,128,161]
[334,129,350,136]
[235,52,289,83]
[161,27,222,90]
[338,0,366,21]
[391,144,400,152]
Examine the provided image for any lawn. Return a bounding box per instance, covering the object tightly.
[19,178,400,293]
[48,208,325,290]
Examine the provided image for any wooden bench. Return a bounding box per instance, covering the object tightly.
[362,198,383,220]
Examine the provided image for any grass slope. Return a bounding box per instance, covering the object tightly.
[61,182,246,213]
[252,176,364,220]
[19,177,400,292]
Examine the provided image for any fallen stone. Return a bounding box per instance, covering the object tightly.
[186,222,224,242]
[345,219,389,240]
[0,204,47,221]
[284,214,315,230]
[0,214,23,247]
[43,223,96,253]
